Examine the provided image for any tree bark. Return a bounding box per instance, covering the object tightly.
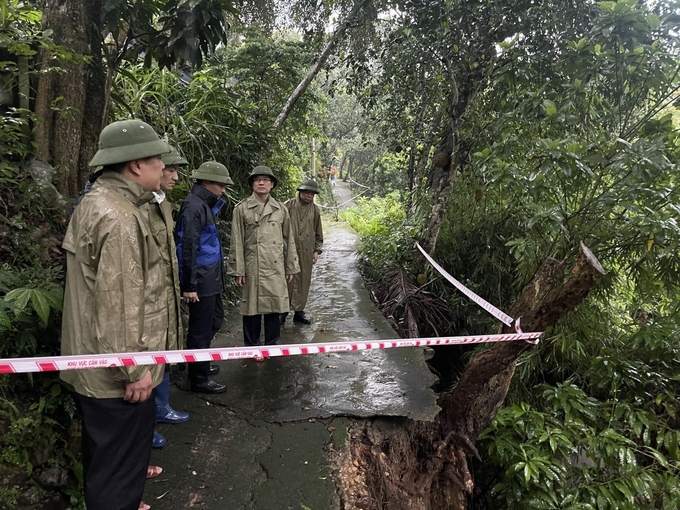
[340,243,606,510]
[414,108,443,188]
[34,0,105,197]
[345,155,353,183]
[338,152,347,179]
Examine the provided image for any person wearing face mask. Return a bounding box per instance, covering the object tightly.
[175,161,233,394]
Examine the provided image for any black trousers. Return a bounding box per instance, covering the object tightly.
[187,294,224,381]
[243,313,280,346]
[77,394,155,510]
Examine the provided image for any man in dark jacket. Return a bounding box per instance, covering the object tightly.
[175,161,233,394]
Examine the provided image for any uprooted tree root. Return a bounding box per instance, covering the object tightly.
[336,243,606,510]
[336,417,476,510]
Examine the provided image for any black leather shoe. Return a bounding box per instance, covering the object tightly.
[190,378,227,394]
[279,312,289,325]
[293,311,311,324]
[209,364,220,376]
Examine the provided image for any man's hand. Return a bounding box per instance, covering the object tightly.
[286,274,294,283]
[124,370,153,403]
[183,291,199,303]
[235,276,246,287]
[313,252,319,264]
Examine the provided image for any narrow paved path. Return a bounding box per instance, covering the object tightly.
[144,180,438,509]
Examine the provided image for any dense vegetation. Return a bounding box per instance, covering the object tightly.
[0,0,678,508]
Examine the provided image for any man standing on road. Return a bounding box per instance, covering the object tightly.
[149,145,190,448]
[228,166,300,349]
[61,119,169,510]
[280,178,324,325]
[175,161,232,394]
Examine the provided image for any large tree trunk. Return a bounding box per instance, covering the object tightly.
[419,45,495,255]
[34,0,106,197]
[339,243,606,510]
[344,155,354,183]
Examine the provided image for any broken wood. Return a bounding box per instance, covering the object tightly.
[339,242,606,510]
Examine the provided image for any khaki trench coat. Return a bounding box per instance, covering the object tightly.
[227,194,300,315]
[61,172,167,398]
[146,196,183,351]
[284,197,323,311]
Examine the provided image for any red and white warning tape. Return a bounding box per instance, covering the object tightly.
[415,242,531,339]
[0,244,541,375]
[0,332,541,374]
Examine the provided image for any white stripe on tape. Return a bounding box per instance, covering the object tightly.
[0,332,542,374]
[415,242,515,326]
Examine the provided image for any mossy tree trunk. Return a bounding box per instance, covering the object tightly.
[34,0,106,197]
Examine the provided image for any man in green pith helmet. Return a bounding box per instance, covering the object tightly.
[280,178,324,325]
[175,161,232,393]
[147,145,190,450]
[61,119,168,510]
[227,166,300,351]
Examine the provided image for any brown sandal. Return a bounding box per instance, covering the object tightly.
[146,465,163,479]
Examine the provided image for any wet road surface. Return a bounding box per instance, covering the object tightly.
[144,180,439,509]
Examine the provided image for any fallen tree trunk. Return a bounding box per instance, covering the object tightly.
[339,242,605,510]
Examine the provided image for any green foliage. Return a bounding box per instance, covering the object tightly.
[111,63,267,202]
[112,25,327,202]
[101,0,238,70]
[0,1,43,58]
[216,26,320,133]
[479,377,680,510]
[338,1,680,508]
[0,265,63,373]
[339,192,420,271]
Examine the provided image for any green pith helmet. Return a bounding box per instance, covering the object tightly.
[89,119,169,167]
[190,161,234,185]
[161,144,189,166]
[247,165,278,188]
[297,178,320,194]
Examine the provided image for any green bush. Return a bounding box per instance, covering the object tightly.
[339,191,419,273]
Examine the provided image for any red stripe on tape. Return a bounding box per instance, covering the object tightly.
[0,332,542,374]
[0,364,16,374]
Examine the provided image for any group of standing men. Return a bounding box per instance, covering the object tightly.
[60,119,324,510]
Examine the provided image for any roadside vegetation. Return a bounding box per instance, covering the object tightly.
[1,0,678,508]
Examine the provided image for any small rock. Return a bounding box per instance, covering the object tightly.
[34,466,68,489]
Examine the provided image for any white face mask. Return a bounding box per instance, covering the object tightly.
[152,190,166,204]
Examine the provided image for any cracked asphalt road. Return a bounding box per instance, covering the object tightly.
[143,181,439,509]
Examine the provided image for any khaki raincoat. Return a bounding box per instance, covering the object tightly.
[146,194,183,351]
[284,197,323,311]
[228,194,300,315]
[61,172,167,398]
